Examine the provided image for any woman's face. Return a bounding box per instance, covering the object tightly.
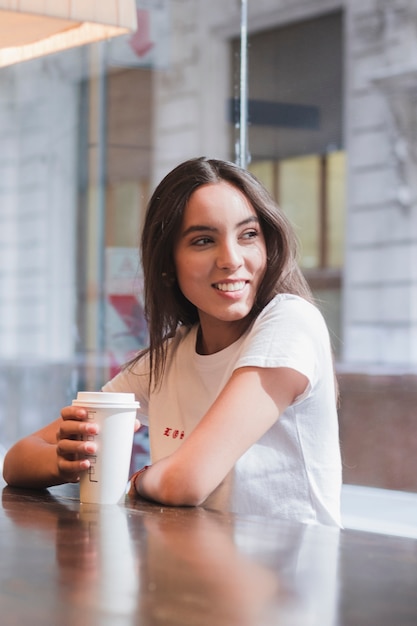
[173,182,267,349]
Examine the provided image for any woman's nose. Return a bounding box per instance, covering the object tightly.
[216,240,243,270]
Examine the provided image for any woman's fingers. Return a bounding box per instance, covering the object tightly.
[55,405,100,481]
[61,405,87,419]
[55,436,96,482]
[57,407,99,441]
[56,435,95,458]
[57,419,98,443]
[56,457,90,483]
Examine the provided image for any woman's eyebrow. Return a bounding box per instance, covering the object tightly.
[181,216,259,238]
[181,224,217,237]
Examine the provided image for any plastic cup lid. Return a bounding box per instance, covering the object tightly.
[73,391,139,407]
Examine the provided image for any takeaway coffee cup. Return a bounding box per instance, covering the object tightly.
[72,391,140,505]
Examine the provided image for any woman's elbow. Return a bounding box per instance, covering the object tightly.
[2,450,16,486]
[2,464,11,486]
[2,460,24,488]
[157,471,210,507]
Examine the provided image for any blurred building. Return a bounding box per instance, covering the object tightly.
[1,0,417,491]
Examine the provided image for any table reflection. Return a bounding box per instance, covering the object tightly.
[1,487,139,625]
[1,485,340,625]
[138,509,284,625]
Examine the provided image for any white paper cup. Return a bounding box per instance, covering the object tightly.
[72,391,140,505]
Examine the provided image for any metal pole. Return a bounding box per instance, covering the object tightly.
[86,41,107,390]
[238,0,248,168]
[95,42,107,389]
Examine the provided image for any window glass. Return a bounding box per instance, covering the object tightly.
[250,152,345,272]
[2,1,416,515]
[279,155,320,269]
[248,161,276,198]
[231,12,343,161]
[327,150,346,269]
[0,6,345,447]
[237,11,344,353]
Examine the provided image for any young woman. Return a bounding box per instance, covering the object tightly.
[3,157,342,526]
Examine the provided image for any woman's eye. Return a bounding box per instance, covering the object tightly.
[241,229,259,240]
[192,236,213,246]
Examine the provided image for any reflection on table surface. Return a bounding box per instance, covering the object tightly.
[1,479,416,626]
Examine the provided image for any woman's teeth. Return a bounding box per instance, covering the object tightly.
[214,281,246,292]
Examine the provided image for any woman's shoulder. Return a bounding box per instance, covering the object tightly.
[252,294,329,342]
[260,293,322,320]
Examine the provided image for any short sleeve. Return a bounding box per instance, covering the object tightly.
[235,295,330,388]
[102,352,151,426]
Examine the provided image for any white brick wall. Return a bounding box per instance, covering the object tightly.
[343,0,417,368]
[0,54,80,361]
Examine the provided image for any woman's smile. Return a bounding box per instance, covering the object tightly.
[173,181,267,352]
[213,280,247,293]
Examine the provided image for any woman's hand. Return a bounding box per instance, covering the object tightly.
[3,403,141,489]
[56,407,141,484]
[55,406,99,483]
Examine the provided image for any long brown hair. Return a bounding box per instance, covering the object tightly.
[129,157,312,388]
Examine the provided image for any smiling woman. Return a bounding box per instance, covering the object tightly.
[173,182,267,354]
[3,157,342,527]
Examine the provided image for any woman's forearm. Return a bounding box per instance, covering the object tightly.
[3,436,62,489]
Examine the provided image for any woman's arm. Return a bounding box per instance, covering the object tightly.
[3,408,99,488]
[133,365,307,506]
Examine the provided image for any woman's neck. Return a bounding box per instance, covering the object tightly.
[196,318,251,355]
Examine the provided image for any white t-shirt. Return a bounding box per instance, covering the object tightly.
[103,294,342,526]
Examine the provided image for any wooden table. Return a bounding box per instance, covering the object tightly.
[1,477,416,625]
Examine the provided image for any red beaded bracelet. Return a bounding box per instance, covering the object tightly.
[128,465,150,497]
